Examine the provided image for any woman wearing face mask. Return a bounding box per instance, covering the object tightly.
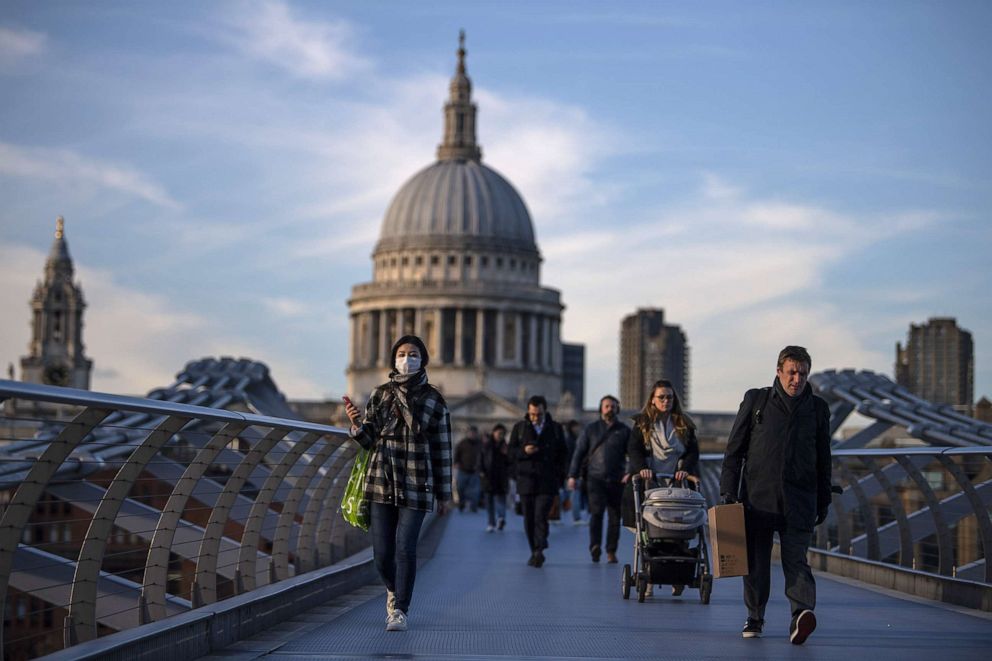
[344,335,452,632]
[626,379,699,597]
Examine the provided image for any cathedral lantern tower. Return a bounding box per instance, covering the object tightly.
[346,34,565,405]
[20,217,94,388]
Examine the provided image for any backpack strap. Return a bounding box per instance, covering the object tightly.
[753,386,772,425]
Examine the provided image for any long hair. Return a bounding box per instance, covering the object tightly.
[635,379,695,448]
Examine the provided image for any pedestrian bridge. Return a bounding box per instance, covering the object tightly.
[1,363,991,660]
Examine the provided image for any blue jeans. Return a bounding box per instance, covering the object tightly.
[486,492,507,527]
[370,502,426,614]
[456,471,481,510]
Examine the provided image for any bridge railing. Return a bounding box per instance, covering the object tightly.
[700,447,992,604]
[0,379,365,660]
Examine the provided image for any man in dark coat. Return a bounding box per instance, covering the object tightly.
[567,395,630,563]
[509,395,568,568]
[720,345,832,645]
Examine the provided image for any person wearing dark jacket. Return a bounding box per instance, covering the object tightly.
[719,345,832,645]
[567,395,630,563]
[454,426,482,512]
[509,395,568,567]
[480,423,510,531]
[626,379,699,596]
[345,335,452,633]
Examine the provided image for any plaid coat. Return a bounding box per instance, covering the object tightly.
[352,380,452,512]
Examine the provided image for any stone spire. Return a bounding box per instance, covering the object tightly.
[437,30,482,162]
[46,215,74,281]
[20,216,93,389]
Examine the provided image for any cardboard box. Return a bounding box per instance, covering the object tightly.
[708,503,748,578]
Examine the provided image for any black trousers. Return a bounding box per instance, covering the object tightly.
[743,513,816,621]
[520,493,554,552]
[586,477,623,553]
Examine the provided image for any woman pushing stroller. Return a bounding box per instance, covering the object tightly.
[626,379,700,596]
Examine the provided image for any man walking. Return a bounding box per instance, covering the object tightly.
[509,395,568,567]
[567,395,631,564]
[454,426,482,512]
[719,346,832,645]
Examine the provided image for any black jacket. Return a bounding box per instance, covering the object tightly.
[719,381,832,531]
[480,436,510,495]
[627,415,700,477]
[568,418,631,483]
[509,414,568,495]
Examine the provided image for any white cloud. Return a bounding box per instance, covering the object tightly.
[220,0,368,80]
[0,25,46,64]
[261,296,310,317]
[545,173,940,409]
[0,243,324,398]
[0,142,182,210]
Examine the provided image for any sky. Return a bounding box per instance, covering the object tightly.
[1,0,990,412]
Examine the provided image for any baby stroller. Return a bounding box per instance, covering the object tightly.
[621,472,712,604]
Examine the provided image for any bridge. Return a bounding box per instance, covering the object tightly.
[0,362,990,659]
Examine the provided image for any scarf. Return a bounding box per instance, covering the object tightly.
[388,368,428,432]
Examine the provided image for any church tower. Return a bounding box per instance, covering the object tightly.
[20,217,93,388]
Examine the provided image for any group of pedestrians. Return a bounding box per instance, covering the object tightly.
[344,334,831,647]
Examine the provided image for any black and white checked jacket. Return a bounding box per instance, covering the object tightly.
[352,381,452,511]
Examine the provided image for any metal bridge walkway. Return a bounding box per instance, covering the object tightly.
[200,509,992,661]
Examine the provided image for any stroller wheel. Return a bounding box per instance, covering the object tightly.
[636,574,647,603]
[700,573,713,605]
[621,564,632,600]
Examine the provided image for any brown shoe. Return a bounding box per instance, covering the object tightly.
[607,552,618,564]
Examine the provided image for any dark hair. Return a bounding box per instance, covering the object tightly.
[492,423,507,433]
[527,395,547,410]
[391,335,429,367]
[635,379,695,448]
[777,345,811,370]
[599,394,620,409]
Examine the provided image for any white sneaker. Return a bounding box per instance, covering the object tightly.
[386,610,408,631]
[486,524,495,532]
[385,590,396,618]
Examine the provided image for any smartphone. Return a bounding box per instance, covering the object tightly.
[343,395,353,407]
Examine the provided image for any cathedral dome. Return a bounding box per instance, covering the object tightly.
[376,159,536,254]
[374,32,538,257]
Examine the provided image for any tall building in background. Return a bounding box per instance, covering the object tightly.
[561,343,585,408]
[19,217,93,389]
[619,308,689,410]
[896,317,974,413]
[347,34,565,411]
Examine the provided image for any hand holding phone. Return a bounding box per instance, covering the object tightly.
[343,395,359,425]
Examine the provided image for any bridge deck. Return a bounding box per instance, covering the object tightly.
[201,508,992,660]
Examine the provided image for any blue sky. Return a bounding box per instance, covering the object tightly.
[1,1,989,412]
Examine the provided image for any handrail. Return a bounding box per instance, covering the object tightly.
[699,447,992,587]
[0,379,362,660]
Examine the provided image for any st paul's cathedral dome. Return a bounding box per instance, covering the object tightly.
[347,34,565,411]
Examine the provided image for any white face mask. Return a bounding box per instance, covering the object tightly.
[395,355,421,375]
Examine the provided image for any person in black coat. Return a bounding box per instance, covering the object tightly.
[719,346,832,645]
[480,423,510,531]
[567,395,630,563]
[509,395,568,567]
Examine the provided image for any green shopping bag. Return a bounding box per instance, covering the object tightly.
[341,447,371,531]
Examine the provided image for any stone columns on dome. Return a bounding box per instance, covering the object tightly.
[378,311,389,367]
[514,313,524,368]
[495,310,505,367]
[475,309,485,367]
[434,309,445,364]
[453,309,463,366]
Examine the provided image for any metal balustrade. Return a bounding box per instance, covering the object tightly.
[0,379,365,660]
[699,447,992,604]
